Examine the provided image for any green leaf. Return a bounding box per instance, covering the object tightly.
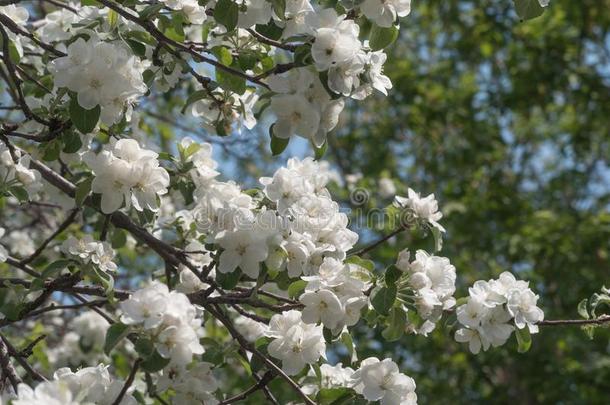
[318,388,352,405]
[288,280,307,299]
[75,177,93,207]
[140,350,171,372]
[217,66,246,95]
[69,96,100,134]
[345,256,374,272]
[139,3,164,19]
[108,9,119,28]
[92,266,115,294]
[314,141,328,160]
[255,22,283,41]
[270,0,286,19]
[513,0,545,21]
[431,225,443,252]
[62,131,83,154]
[381,307,406,341]
[104,323,129,355]
[41,259,73,279]
[8,186,28,203]
[183,142,202,160]
[181,89,209,114]
[577,298,589,319]
[213,46,233,66]
[42,141,61,162]
[340,332,355,364]
[515,326,532,353]
[370,285,397,315]
[294,44,312,66]
[384,264,402,285]
[270,125,290,155]
[134,337,155,358]
[217,268,241,289]
[214,0,239,32]
[369,24,399,51]
[111,229,127,249]
[126,39,146,57]
[238,52,257,71]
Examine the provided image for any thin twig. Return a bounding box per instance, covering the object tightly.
[219,371,274,404]
[111,358,141,405]
[349,225,408,257]
[538,315,610,326]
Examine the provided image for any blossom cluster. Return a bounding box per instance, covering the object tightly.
[396,249,457,335]
[84,139,170,214]
[394,188,446,234]
[183,139,356,281]
[300,258,370,331]
[49,36,147,125]
[62,235,117,273]
[265,310,326,375]
[12,364,136,405]
[119,281,205,367]
[303,357,417,405]
[454,272,545,354]
[352,357,417,405]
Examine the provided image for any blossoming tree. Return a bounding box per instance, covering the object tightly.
[0,0,607,404]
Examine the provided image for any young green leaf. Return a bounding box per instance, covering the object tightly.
[369,24,399,51]
[514,0,545,21]
[104,323,129,355]
[69,96,100,134]
[371,285,397,315]
[214,0,239,32]
[515,326,532,353]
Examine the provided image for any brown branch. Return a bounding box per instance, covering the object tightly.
[0,335,20,392]
[111,358,141,405]
[1,335,46,382]
[4,257,42,278]
[246,28,298,51]
[538,315,610,326]
[219,371,274,404]
[27,299,107,317]
[349,225,408,257]
[0,14,65,57]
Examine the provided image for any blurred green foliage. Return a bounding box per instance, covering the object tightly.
[317,0,610,403]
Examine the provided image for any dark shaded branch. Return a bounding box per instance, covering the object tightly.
[1,335,46,382]
[0,335,20,392]
[111,358,141,405]
[219,371,274,404]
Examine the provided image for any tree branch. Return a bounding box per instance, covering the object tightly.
[0,335,20,392]
[538,315,610,326]
[219,371,274,404]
